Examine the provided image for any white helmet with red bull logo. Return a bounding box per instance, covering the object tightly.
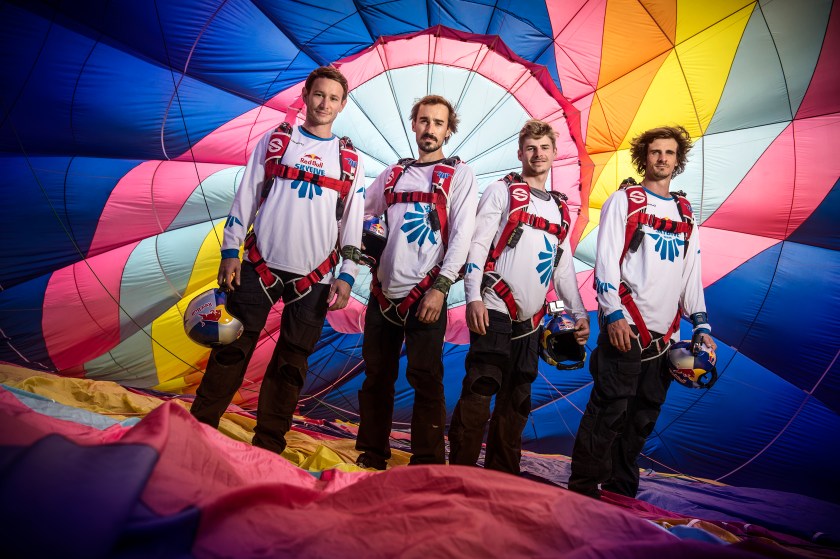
[183,288,244,347]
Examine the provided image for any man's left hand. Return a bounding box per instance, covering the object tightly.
[574,318,590,345]
[328,279,351,311]
[416,289,445,324]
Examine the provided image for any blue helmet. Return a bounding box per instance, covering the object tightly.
[668,340,718,389]
[360,216,387,267]
[539,315,585,370]
[183,288,244,347]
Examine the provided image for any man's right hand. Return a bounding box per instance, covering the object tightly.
[218,258,241,291]
[607,318,638,353]
[466,300,490,335]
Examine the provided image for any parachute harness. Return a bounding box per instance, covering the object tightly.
[245,121,359,304]
[615,183,695,349]
[480,172,571,338]
[369,157,460,325]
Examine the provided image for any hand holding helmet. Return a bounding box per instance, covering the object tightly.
[668,340,718,389]
[538,314,586,370]
[184,288,244,347]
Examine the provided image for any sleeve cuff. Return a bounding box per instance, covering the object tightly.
[604,310,625,324]
[221,249,239,259]
[337,272,355,288]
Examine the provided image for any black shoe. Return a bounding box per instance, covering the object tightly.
[355,453,387,471]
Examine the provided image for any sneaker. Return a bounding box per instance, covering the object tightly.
[355,453,387,471]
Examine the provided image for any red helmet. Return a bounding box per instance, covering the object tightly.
[183,288,244,347]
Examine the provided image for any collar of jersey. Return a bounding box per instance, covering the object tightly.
[643,187,673,201]
[299,126,336,141]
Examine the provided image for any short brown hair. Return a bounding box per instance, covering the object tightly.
[409,95,459,135]
[629,125,693,178]
[304,66,349,100]
[518,119,556,150]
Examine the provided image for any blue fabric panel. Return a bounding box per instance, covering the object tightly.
[706,241,840,413]
[0,435,159,559]
[0,4,257,160]
[787,177,840,251]
[0,156,139,289]
[257,0,374,64]
[357,0,430,37]
[0,274,55,371]
[26,0,317,104]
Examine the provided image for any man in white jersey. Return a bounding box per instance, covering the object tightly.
[355,95,478,469]
[190,66,365,454]
[448,120,589,474]
[568,125,715,498]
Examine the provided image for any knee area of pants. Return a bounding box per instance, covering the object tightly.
[213,346,246,366]
[278,365,305,388]
[469,377,499,397]
[606,410,627,432]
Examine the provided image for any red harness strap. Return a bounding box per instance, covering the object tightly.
[243,122,357,295]
[370,265,441,324]
[262,122,358,203]
[245,233,339,296]
[482,271,546,332]
[617,184,695,346]
[383,157,459,250]
[618,281,681,348]
[482,173,571,327]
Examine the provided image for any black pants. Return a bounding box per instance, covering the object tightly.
[568,328,672,498]
[190,261,329,453]
[356,294,448,466]
[448,310,539,475]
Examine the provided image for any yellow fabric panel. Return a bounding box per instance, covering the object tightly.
[599,0,674,88]
[639,0,677,44]
[619,50,702,149]
[151,295,212,387]
[675,5,753,132]
[152,221,229,387]
[581,207,602,240]
[0,368,181,420]
[586,51,670,154]
[676,0,755,44]
[588,151,621,209]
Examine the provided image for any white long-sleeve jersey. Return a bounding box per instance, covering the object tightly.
[221,126,365,282]
[595,187,708,339]
[365,159,478,298]
[464,181,587,323]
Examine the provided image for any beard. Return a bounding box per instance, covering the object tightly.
[418,135,442,153]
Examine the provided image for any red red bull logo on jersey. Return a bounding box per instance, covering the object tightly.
[299,154,324,168]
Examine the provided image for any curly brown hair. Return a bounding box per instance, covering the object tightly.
[304,66,349,100]
[629,125,693,178]
[518,119,556,150]
[409,95,459,135]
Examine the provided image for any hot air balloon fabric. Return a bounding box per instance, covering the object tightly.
[1,0,838,519]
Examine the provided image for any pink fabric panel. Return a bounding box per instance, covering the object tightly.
[548,0,606,104]
[326,297,366,334]
[698,227,780,286]
[445,304,468,344]
[43,243,137,370]
[175,105,288,165]
[796,1,839,119]
[789,115,840,236]
[89,161,232,257]
[704,118,840,239]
